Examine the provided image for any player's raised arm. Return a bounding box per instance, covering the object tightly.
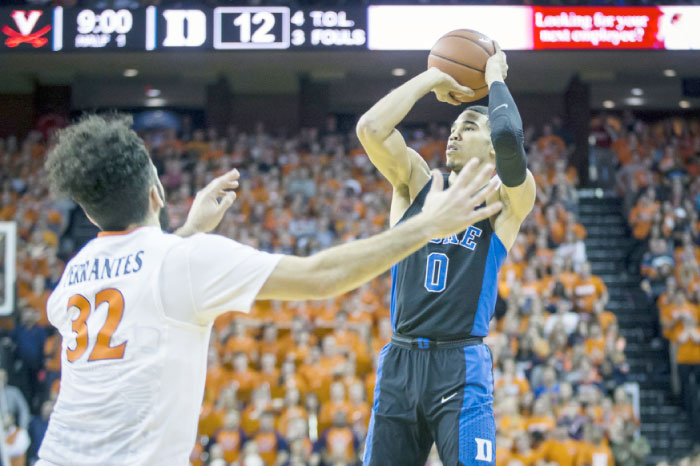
[485,43,536,221]
[174,169,240,237]
[356,68,474,207]
[257,159,501,302]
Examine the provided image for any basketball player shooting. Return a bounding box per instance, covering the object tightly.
[357,43,536,465]
[36,115,501,466]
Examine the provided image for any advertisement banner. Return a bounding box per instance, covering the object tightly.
[533,7,661,49]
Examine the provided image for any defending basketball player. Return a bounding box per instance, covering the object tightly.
[357,44,536,465]
[36,115,501,466]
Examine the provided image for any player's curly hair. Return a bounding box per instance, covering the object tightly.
[45,114,154,231]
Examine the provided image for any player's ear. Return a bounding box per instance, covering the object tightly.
[150,184,165,211]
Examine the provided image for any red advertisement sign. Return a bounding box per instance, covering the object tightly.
[533,7,664,49]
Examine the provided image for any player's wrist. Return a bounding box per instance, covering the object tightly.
[486,76,504,90]
[424,67,449,91]
[174,222,198,238]
[410,213,441,242]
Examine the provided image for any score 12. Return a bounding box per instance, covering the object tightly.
[213,7,290,49]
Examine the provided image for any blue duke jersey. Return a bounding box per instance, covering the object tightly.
[391,174,507,339]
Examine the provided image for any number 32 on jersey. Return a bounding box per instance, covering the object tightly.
[66,289,127,363]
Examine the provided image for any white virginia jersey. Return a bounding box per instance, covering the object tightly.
[38,227,281,466]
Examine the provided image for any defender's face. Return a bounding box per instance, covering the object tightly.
[446,111,495,173]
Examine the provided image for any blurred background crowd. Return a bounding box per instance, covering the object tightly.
[2,107,689,465]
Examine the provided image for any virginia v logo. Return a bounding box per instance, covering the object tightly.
[2,10,51,48]
[474,438,493,462]
[12,10,41,36]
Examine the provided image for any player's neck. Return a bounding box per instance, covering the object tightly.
[121,215,160,232]
[448,170,481,189]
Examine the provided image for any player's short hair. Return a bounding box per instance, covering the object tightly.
[465,105,488,117]
[46,114,153,231]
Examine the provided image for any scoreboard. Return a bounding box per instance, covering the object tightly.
[2,5,699,52]
[0,6,367,52]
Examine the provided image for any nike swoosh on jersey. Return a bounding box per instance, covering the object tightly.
[441,392,458,403]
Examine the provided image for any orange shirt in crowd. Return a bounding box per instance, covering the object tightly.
[278,406,307,436]
[495,446,512,466]
[299,363,332,401]
[348,401,371,426]
[628,202,659,239]
[319,400,353,433]
[674,327,700,364]
[216,428,245,464]
[499,415,527,434]
[205,365,230,403]
[254,431,283,466]
[198,403,225,438]
[526,415,556,434]
[559,271,581,294]
[551,222,586,245]
[575,442,614,466]
[257,369,281,393]
[511,449,542,466]
[224,333,257,356]
[597,310,617,333]
[585,337,607,365]
[539,439,579,466]
[229,368,260,403]
[320,426,357,462]
[660,302,697,339]
[574,276,607,312]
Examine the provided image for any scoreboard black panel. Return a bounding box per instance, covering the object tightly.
[61,8,147,50]
[0,5,367,52]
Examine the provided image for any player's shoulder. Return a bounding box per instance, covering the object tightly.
[179,232,247,252]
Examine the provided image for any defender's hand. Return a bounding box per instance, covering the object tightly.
[428,68,475,105]
[485,42,508,89]
[177,169,240,237]
[421,159,502,238]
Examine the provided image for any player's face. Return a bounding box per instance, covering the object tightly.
[446,111,494,173]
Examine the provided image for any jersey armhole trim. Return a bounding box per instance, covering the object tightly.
[491,231,506,255]
[151,241,211,331]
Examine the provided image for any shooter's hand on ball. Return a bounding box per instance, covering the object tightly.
[428,68,475,105]
[485,42,508,89]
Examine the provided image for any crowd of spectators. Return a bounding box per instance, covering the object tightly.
[602,111,700,440]
[0,109,641,466]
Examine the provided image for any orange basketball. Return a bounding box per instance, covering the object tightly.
[427,29,496,102]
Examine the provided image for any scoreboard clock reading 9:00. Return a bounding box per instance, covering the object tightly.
[60,8,147,50]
